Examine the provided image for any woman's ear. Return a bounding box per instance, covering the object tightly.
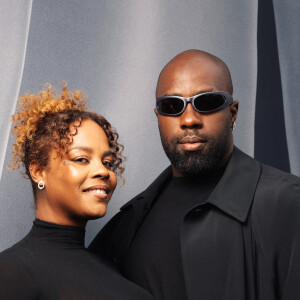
[29,161,45,185]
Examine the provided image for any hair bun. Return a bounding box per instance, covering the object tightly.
[10,82,86,170]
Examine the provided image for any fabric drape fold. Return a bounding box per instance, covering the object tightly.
[273,0,300,176]
[0,0,33,182]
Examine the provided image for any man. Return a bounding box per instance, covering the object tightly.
[89,50,300,299]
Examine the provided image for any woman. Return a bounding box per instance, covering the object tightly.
[0,84,153,300]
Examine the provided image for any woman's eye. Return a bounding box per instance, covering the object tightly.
[103,161,114,169]
[73,157,89,163]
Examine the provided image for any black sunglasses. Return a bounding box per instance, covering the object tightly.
[156,91,233,116]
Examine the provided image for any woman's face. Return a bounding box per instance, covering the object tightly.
[36,119,117,227]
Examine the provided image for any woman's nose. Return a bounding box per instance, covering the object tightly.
[90,160,110,179]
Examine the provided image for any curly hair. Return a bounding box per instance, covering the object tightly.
[10,83,124,198]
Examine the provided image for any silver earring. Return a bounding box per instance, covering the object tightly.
[38,180,45,190]
[232,121,236,130]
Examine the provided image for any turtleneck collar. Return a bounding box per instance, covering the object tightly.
[28,218,86,249]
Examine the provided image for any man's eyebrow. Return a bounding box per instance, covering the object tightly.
[163,89,214,97]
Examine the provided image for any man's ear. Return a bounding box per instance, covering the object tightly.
[154,108,159,118]
[230,100,239,123]
[29,161,45,185]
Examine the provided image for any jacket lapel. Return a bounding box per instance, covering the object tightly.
[207,147,262,222]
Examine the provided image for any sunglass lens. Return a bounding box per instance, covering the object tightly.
[158,98,184,115]
[194,94,226,112]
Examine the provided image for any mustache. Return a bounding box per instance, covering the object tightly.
[171,130,212,143]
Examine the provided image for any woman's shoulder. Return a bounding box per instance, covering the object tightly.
[0,237,31,272]
[0,239,38,298]
[0,231,39,277]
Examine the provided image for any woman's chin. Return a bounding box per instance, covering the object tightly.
[86,205,108,220]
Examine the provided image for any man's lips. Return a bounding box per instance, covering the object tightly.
[179,136,206,144]
[179,136,206,151]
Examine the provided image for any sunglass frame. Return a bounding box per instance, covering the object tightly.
[156,91,233,116]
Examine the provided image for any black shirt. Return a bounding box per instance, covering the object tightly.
[122,171,223,300]
[0,219,153,300]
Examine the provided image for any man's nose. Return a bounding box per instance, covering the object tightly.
[179,103,203,129]
[90,160,110,179]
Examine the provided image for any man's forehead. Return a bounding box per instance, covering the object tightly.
[156,61,223,97]
[156,50,233,96]
[164,51,220,73]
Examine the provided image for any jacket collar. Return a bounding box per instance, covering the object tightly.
[207,147,261,222]
[121,147,261,223]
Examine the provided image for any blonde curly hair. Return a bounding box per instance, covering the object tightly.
[10,83,124,198]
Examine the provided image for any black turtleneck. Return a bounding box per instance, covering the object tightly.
[122,169,225,300]
[0,219,153,300]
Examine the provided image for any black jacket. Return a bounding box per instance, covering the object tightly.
[89,147,300,300]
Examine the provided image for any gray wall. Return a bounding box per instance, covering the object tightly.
[0,0,299,251]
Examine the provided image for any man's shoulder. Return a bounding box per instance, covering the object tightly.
[120,165,173,211]
[260,163,300,185]
[232,147,300,192]
[251,163,300,222]
[257,164,300,200]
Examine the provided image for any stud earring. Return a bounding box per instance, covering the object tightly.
[38,180,45,190]
[232,121,236,130]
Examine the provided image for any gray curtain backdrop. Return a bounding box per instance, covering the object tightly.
[0,0,32,182]
[0,0,299,251]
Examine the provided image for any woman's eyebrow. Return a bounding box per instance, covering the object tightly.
[103,150,113,157]
[68,146,93,153]
[68,147,113,157]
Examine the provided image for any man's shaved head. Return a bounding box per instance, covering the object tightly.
[156,49,233,97]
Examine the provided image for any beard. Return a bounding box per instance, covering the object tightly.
[159,126,232,176]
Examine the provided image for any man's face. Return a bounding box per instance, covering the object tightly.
[155,58,238,177]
